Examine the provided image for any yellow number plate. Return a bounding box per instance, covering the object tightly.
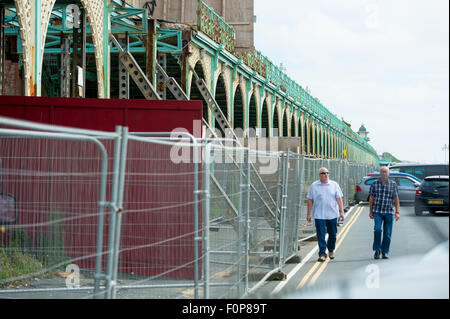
[428,200,443,204]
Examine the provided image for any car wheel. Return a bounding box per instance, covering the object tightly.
[414,205,424,216]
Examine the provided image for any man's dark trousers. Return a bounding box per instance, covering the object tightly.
[315,218,338,257]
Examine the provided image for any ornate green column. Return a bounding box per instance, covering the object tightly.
[257,84,265,131]
[103,0,111,98]
[34,0,42,96]
[269,94,276,137]
[312,120,317,156]
[306,116,311,154]
[244,75,253,135]
[300,111,305,153]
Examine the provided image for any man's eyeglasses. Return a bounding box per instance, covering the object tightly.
[320,172,329,175]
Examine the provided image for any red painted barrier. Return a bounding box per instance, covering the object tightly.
[0,96,202,135]
[0,96,203,280]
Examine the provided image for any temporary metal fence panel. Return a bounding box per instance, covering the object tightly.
[241,150,282,293]
[108,133,202,299]
[204,142,249,299]
[201,140,282,298]
[0,120,115,299]
[247,150,278,272]
[280,151,302,263]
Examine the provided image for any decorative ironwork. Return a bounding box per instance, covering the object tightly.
[143,0,157,16]
[237,50,267,78]
[197,0,235,53]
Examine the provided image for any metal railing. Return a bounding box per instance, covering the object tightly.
[196,0,236,53]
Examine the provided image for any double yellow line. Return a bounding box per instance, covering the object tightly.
[296,206,365,289]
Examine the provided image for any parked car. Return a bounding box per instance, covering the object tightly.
[414,175,449,216]
[355,173,422,205]
[389,164,449,181]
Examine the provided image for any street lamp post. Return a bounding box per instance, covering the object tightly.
[442,144,449,164]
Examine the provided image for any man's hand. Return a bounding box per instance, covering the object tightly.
[369,211,374,219]
[307,199,313,223]
[339,212,345,222]
[394,197,400,221]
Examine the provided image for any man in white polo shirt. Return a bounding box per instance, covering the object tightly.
[307,167,345,262]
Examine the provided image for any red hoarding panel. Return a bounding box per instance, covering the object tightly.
[0,96,203,280]
[0,96,202,136]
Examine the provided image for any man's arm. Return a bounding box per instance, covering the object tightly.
[368,183,375,219]
[392,182,400,221]
[369,195,374,219]
[336,197,345,221]
[307,199,313,223]
[394,196,400,221]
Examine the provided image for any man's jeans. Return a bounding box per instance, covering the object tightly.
[315,218,337,257]
[372,212,394,254]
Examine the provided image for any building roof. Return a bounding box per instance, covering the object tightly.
[358,124,367,132]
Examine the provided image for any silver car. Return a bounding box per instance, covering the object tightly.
[355,173,422,205]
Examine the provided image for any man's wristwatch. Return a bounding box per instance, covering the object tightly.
[395,211,400,214]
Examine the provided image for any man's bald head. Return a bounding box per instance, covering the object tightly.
[380,166,390,182]
[319,167,329,184]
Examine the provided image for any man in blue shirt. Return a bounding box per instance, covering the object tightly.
[307,167,345,262]
[369,166,400,259]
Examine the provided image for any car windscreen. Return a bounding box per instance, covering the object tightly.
[390,165,449,180]
[423,180,449,188]
[425,166,450,176]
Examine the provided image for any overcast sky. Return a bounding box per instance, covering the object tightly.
[254,0,449,163]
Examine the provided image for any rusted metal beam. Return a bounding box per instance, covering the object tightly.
[118,32,130,99]
[0,5,5,95]
[60,35,71,98]
[72,9,86,98]
[180,30,192,94]
[146,18,157,87]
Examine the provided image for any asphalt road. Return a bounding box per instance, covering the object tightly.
[252,204,449,299]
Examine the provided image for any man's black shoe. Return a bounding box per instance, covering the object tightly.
[374,251,381,259]
[382,253,389,259]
